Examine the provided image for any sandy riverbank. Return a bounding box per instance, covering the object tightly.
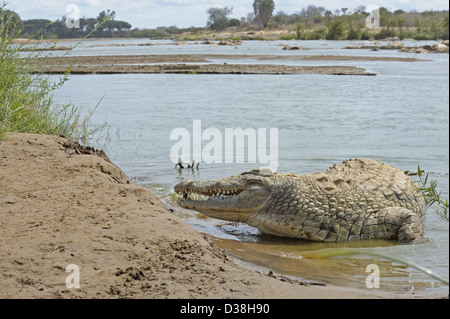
[37,53,422,64]
[32,54,380,76]
[0,133,445,299]
[30,53,422,76]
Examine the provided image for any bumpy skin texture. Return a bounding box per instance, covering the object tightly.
[175,159,426,243]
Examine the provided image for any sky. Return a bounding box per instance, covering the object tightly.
[6,0,450,29]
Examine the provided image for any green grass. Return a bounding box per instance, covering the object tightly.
[0,5,106,144]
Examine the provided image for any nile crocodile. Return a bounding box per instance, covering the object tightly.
[174,159,426,243]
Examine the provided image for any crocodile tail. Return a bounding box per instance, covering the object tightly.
[397,213,424,243]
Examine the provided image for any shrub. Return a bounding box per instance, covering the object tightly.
[0,6,106,143]
[279,33,296,40]
[326,18,346,40]
[373,29,396,39]
[360,31,373,40]
[346,28,361,40]
[228,18,241,27]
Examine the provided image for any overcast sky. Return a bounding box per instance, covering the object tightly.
[6,0,450,29]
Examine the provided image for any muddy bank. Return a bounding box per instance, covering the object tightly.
[1,133,439,299]
[36,54,422,64]
[30,53,427,76]
[28,53,426,76]
[344,40,449,53]
[35,63,375,76]
[19,46,72,52]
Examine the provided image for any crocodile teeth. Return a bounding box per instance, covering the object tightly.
[177,188,243,202]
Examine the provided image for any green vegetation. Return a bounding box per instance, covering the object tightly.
[3,3,448,41]
[253,0,275,28]
[131,26,203,39]
[325,16,346,40]
[0,5,105,143]
[206,7,234,31]
[18,9,130,39]
[417,166,449,222]
[273,6,449,41]
[295,23,305,40]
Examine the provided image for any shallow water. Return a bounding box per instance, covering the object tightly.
[52,39,449,295]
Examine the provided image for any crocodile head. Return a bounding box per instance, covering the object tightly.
[174,168,275,222]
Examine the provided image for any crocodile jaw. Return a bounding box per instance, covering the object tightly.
[175,180,270,222]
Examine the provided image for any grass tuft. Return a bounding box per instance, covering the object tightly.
[0,4,106,144]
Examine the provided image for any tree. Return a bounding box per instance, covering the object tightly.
[414,16,423,32]
[299,5,325,26]
[296,23,305,39]
[379,8,395,32]
[228,18,241,27]
[395,16,406,31]
[355,5,366,14]
[326,17,346,40]
[22,19,50,38]
[83,17,98,34]
[0,8,23,37]
[98,9,116,22]
[206,7,232,31]
[443,13,449,28]
[443,12,449,34]
[324,10,333,24]
[96,9,116,36]
[253,0,275,28]
[300,5,325,19]
[272,10,289,25]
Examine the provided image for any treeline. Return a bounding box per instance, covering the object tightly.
[0,8,131,39]
[1,4,448,41]
[134,4,448,41]
[268,6,449,40]
[204,3,449,40]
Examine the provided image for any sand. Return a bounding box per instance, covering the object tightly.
[0,133,443,299]
[31,54,384,76]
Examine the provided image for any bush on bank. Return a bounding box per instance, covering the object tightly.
[0,6,105,143]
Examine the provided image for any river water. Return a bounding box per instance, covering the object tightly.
[51,39,449,295]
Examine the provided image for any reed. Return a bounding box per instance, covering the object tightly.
[417,165,449,222]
